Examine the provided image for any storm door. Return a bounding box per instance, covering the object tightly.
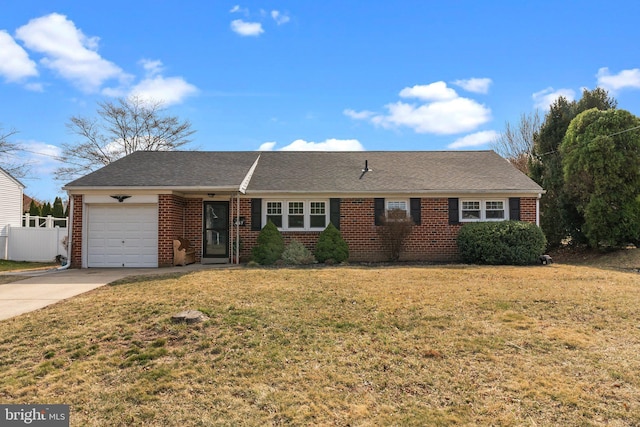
[203,201,229,260]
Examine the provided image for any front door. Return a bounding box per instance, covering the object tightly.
[203,201,229,261]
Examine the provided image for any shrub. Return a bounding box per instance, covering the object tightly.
[315,223,349,263]
[282,240,316,265]
[457,221,547,265]
[377,209,414,261]
[251,220,284,265]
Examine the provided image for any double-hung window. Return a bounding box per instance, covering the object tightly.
[386,200,409,220]
[266,201,283,227]
[310,201,327,228]
[288,202,305,228]
[460,199,506,222]
[265,200,328,231]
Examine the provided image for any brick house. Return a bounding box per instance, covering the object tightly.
[63,151,543,268]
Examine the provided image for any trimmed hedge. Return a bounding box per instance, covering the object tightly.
[251,220,285,265]
[457,221,546,265]
[315,223,349,263]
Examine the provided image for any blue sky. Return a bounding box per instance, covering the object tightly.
[2,1,640,201]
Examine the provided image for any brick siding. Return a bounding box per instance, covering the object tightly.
[69,194,83,268]
[74,195,539,266]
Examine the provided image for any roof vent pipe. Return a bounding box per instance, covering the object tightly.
[362,160,371,172]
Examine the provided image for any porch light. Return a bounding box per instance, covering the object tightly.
[110,195,131,203]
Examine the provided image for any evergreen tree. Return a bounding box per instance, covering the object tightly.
[28,200,41,216]
[561,108,640,247]
[41,202,52,217]
[52,197,64,218]
[529,88,617,247]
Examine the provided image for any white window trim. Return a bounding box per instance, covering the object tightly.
[460,199,508,222]
[264,199,329,231]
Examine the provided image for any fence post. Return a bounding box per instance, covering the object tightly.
[24,213,30,228]
[46,215,53,228]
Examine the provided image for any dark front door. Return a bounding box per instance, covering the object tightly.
[203,201,229,259]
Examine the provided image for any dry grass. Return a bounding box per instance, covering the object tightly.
[0,260,56,273]
[1,265,639,426]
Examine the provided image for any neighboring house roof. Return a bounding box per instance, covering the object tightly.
[63,150,543,195]
[23,194,41,213]
[0,166,25,189]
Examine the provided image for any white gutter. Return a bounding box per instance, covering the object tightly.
[57,192,73,270]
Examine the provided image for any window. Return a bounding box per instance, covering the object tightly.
[461,201,481,220]
[266,201,282,227]
[264,200,329,231]
[310,201,326,228]
[386,200,409,219]
[485,201,505,219]
[288,201,305,228]
[460,199,507,222]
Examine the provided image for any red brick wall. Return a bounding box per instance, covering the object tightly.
[234,197,538,263]
[520,197,537,223]
[70,195,83,268]
[158,195,205,266]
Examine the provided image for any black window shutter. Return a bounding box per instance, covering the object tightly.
[509,197,521,221]
[251,198,262,231]
[330,198,341,229]
[410,198,421,225]
[448,198,460,225]
[374,198,385,226]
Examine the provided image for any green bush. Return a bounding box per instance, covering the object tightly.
[315,223,349,263]
[282,240,316,265]
[456,221,547,265]
[251,220,285,265]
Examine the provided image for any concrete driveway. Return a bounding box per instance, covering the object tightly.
[0,264,213,321]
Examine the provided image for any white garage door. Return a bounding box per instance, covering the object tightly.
[87,205,158,268]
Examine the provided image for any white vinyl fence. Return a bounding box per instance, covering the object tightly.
[6,215,68,262]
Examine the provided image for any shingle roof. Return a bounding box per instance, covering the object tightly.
[64,151,259,189]
[64,150,543,194]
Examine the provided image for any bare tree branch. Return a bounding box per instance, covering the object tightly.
[0,125,30,178]
[56,96,196,182]
[491,111,541,174]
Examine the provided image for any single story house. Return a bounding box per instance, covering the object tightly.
[63,150,544,268]
[0,167,24,260]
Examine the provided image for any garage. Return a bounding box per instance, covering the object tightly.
[86,205,158,268]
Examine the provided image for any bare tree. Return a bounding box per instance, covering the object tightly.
[0,125,29,178]
[377,209,414,261]
[491,111,541,174]
[56,96,196,181]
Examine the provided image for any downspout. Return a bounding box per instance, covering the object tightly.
[57,193,73,270]
[236,192,240,264]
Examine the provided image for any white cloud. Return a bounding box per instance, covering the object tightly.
[346,80,492,135]
[532,87,576,110]
[271,10,290,25]
[140,59,163,76]
[129,75,198,106]
[596,67,640,92]
[399,82,458,101]
[0,30,38,82]
[259,142,277,151]
[343,109,376,120]
[261,138,365,151]
[15,13,128,93]
[452,77,492,94]
[372,98,491,135]
[447,130,499,149]
[230,19,264,36]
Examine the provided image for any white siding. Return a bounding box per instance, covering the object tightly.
[0,170,23,259]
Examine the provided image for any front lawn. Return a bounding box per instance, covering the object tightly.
[0,259,56,272]
[0,265,638,425]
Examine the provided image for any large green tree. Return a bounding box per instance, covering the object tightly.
[560,109,640,248]
[529,88,617,247]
